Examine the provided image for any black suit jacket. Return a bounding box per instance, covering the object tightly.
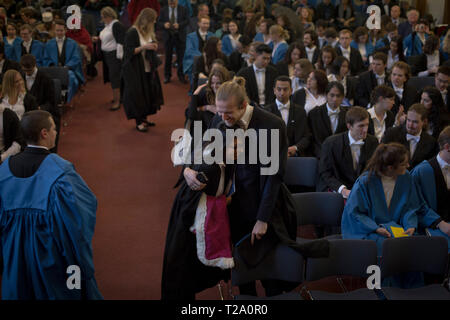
[410,53,446,77]
[292,88,306,108]
[335,46,365,76]
[382,125,439,168]
[355,70,388,107]
[265,102,312,156]
[308,103,349,157]
[387,81,418,115]
[27,69,59,123]
[1,108,23,157]
[275,61,290,77]
[229,50,247,74]
[157,5,189,42]
[318,131,379,192]
[8,146,50,178]
[346,76,358,103]
[237,65,278,107]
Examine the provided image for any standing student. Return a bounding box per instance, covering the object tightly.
[0,110,102,299]
[122,8,164,133]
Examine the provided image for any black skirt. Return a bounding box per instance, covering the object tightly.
[102,50,122,89]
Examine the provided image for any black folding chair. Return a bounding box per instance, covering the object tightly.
[284,157,318,193]
[407,76,435,92]
[380,236,450,300]
[292,192,344,242]
[231,236,304,300]
[40,66,71,126]
[303,239,380,300]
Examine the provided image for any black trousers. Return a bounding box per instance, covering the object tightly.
[164,33,185,79]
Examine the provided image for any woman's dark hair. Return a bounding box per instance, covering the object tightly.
[21,110,53,145]
[276,14,291,30]
[353,26,368,43]
[370,85,396,106]
[423,34,440,55]
[203,37,225,72]
[259,18,275,35]
[244,12,264,40]
[389,35,405,62]
[420,86,444,134]
[283,41,306,64]
[326,81,344,96]
[316,45,337,70]
[329,56,349,76]
[205,65,231,105]
[304,30,318,46]
[365,143,409,178]
[312,69,329,95]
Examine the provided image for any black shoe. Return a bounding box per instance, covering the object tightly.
[143,120,155,127]
[136,124,148,132]
[178,76,187,84]
[164,77,171,84]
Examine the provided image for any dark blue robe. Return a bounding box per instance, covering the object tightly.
[182,31,213,77]
[342,171,419,254]
[42,38,85,102]
[411,160,450,252]
[4,37,22,62]
[22,40,45,66]
[0,154,102,300]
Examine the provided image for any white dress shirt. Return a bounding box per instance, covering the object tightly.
[375,73,386,86]
[199,30,207,41]
[437,154,450,190]
[381,175,396,208]
[368,107,387,142]
[392,83,404,100]
[137,28,153,73]
[418,51,440,77]
[56,36,65,54]
[236,104,254,130]
[23,40,32,54]
[358,43,366,59]
[407,131,421,157]
[1,94,26,120]
[253,64,266,106]
[276,99,290,125]
[387,51,399,70]
[305,46,316,63]
[290,76,305,93]
[337,131,365,196]
[304,88,326,115]
[26,67,38,91]
[340,45,351,60]
[326,103,340,134]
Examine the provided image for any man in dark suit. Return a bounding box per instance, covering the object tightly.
[0,41,22,83]
[265,76,312,157]
[303,30,320,65]
[237,43,278,108]
[158,0,189,84]
[228,36,252,74]
[388,61,417,115]
[389,5,406,27]
[308,81,349,158]
[334,29,365,76]
[434,66,450,112]
[382,103,439,168]
[398,8,419,39]
[318,107,379,198]
[355,52,389,108]
[375,0,397,17]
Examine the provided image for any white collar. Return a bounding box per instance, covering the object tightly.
[306,45,316,52]
[368,106,387,121]
[27,144,49,150]
[348,131,364,145]
[340,45,350,52]
[26,67,38,78]
[437,153,449,169]
[56,36,65,42]
[253,64,265,73]
[375,72,385,78]
[237,104,254,130]
[392,83,404,90]
[326,103,340,114]
[407,130,422,138]
[199,30,207,36]
[276,99,290,109]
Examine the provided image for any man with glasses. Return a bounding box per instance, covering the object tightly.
[435,66,450,112]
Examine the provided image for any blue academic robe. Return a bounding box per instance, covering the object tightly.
[253,33,274,49]
[182,31,214,76]
[178,0,193,16]
[221,34,240,56]
[342,171,419,254]
[411,160,450,252]
[4,37,22,62]
[272,41,288,65]
[350,40,374,61]
[403,33,428,57]
[23,40,45,66]
[0,154,102,300]
[42,38,85,102]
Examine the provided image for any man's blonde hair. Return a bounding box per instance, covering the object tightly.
[216,77,248,108]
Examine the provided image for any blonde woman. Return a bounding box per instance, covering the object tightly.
[269,24,289,64]
[122,8,164,132]
[0,69,38,120]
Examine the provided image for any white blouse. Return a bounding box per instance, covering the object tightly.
[304,88,327,115]
[1,93,25,120]
[381,175,396,208]
[137,28,154,73]
[100,19,119,52]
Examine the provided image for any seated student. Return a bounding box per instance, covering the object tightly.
[183,15,214,91]
[0,42,22,83]
[308,81,349,158]
[388,61,417,116]
[350,26,374,66]
[0,69,38,120]
[237,43,278,108]
[221,20,241,56]
[253,18,274,47]
[303,30,320,65]
[355,52,389,108]
[228,38,258,74]
[318,107,379,198]
[293,69,328,115]
[0,103,22,164]
[19,24,44,66]
[42,19,85,104]
[275,42,305,78]
[434,66,450,112]
[420,86,449,138]
[375,22,398,51]
[334,29,365,76]
[412,35,445,77]
[269,25,289,65]
[382,103,439,169]
[341,142,420,254]
[411,126,450,252]
[291,59,313,94]
[314,45,337,74]
[265,76,312,157]
[367,85,397,142]
[377,36,406,72]
[3,22,22,62]
[327,56,356,107]
[403,18,430,58]
[0,110,102,300]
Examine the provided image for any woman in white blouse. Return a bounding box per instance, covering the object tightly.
[302,70,328,115]
[414,35,444,77]
[94,6,126,111]
[0,69,38,120]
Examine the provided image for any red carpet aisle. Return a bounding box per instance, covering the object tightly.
[58,66,220,299]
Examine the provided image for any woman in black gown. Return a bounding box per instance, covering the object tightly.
[121,8,163,132]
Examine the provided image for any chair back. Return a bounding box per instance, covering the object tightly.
[39,67,69,89]
[407,76,435,92]
[292,192,344,227]
[284,157,318,188]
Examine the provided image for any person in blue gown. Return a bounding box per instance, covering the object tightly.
[0,110,102,300]
[342,142,420,254]
[19,24,45,66]
[42,19,85,103]
[411,126,450,252]
[4,22,22,62]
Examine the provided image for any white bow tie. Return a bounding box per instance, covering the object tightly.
[328,110,339,116]
[376,74,385,79]
[351,140,364,147]
[407,134,420,143]
[255,68,265,73]
[278,104,289,111]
